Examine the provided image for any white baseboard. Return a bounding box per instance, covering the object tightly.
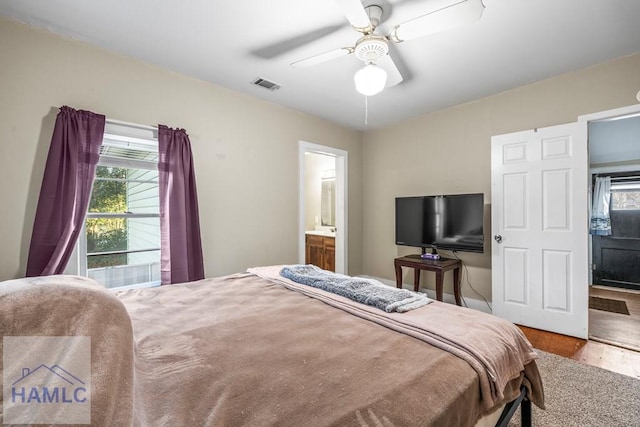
[359,275,493,314]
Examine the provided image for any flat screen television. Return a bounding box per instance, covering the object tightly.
[395,193,484,253]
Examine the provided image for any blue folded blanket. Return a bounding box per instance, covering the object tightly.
[280,264,431,313]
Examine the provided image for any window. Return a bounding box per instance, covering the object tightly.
[80,123,160,289]
[611,180,640,211]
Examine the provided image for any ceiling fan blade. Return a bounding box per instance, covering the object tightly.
[378,55,404,87]
[334,0,373,32]
[388,0,485,43]
[291,47,354,68]
[252,24,345,59]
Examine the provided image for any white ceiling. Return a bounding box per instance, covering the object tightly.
[2,0,640,130]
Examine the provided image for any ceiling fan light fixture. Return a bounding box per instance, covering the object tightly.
[354,63,387,96]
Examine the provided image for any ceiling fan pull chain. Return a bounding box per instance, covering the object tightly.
[364,95,368,125]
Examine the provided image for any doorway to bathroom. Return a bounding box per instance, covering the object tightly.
[298,141,348,274]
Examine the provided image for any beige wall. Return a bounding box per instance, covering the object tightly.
[0,18,363,281]
[2,16,639,295]
[363,52,640,301]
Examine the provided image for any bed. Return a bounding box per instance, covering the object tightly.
[0,267,543,426]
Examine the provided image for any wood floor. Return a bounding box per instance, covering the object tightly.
[518,286,640,380]
[589,286,640,351]
[518,325,640,380]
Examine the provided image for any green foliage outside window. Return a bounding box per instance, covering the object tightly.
[87,166,128,268]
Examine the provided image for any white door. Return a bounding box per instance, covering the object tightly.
[491,122,589,338]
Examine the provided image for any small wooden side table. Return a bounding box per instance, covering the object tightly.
[394,255,462,306]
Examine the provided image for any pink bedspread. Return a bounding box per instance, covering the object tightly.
[116,269,543,426]
[249,265,544,411]
[0,275,133,425]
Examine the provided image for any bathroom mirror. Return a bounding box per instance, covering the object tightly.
[321,177,335,226]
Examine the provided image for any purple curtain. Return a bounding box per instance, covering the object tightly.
[26,106,105,276]
[158,125,205,284]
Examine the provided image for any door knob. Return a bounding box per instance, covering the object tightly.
[494,234,503,243]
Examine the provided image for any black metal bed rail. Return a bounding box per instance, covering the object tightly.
[495,385,531,427]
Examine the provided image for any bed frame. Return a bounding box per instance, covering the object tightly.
[496,386,531,427]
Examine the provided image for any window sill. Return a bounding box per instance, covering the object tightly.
[107,280,161,291]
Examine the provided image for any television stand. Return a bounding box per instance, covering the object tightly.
[394,255,462,306]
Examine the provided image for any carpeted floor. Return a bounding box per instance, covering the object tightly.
[509,350,640,426]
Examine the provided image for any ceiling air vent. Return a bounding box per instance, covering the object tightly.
[251,77,281,91]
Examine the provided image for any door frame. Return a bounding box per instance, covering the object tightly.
[298,141,348,274]
[579,104,640,287]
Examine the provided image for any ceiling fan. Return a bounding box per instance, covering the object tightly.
[291,0,486,96]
